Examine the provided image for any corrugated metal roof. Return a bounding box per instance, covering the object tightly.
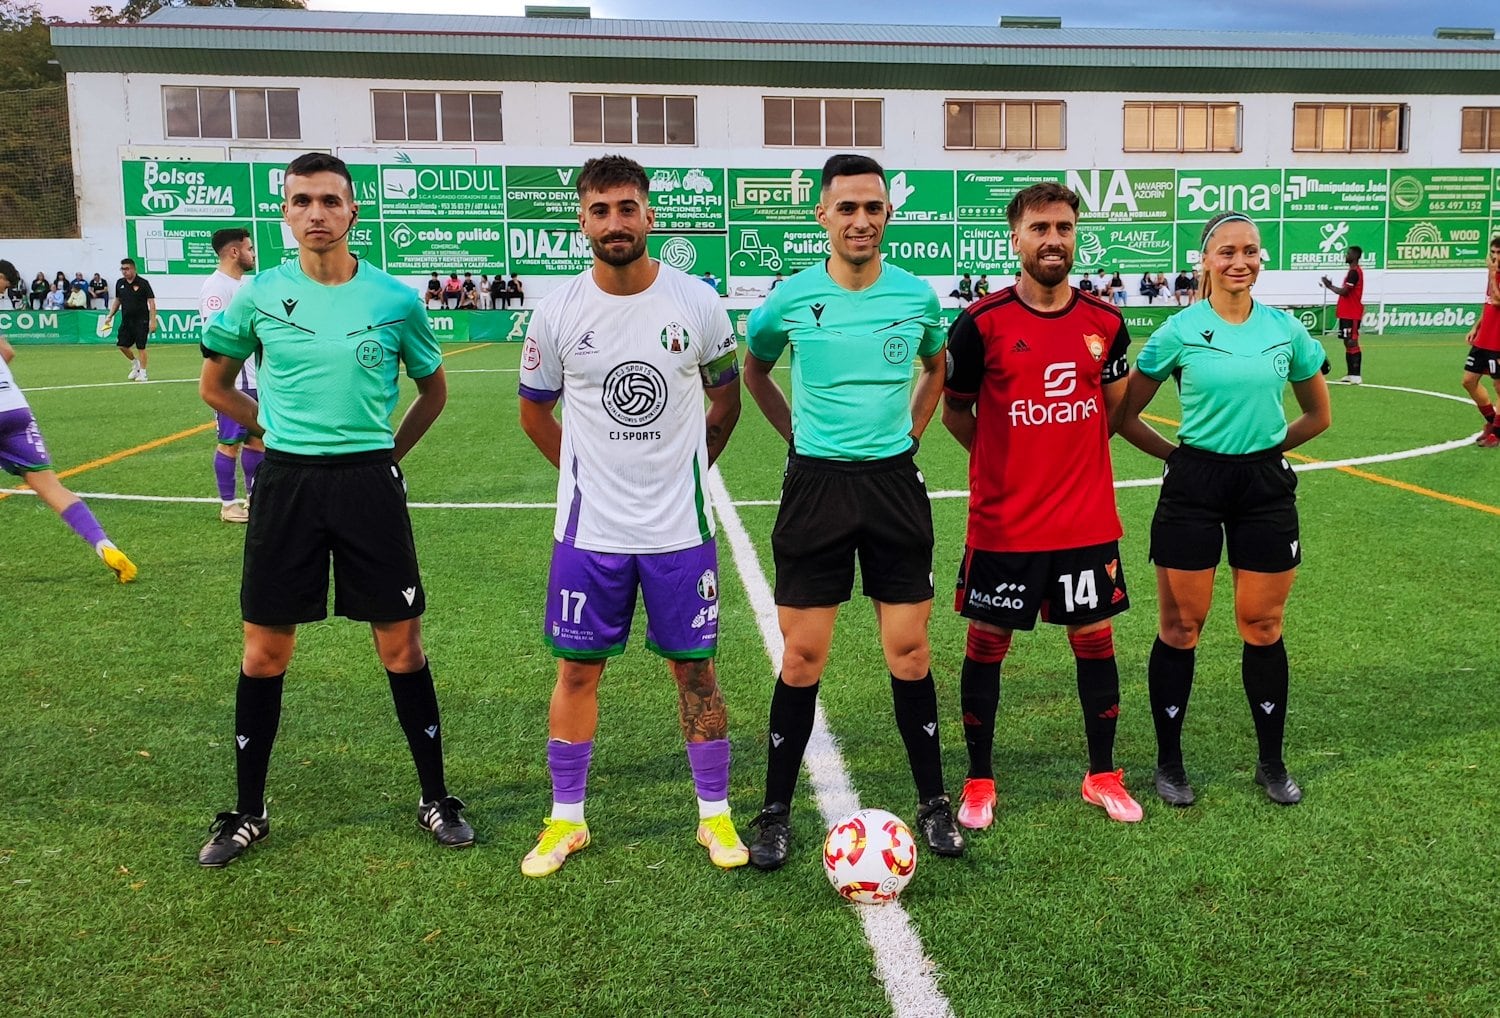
[50,9,1500,91]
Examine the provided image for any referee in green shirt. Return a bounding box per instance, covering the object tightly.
[1119,210,1331,809]
[196,153,472,866]
[742,154,964,868]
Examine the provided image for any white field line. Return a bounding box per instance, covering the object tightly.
[707,466,955,1018]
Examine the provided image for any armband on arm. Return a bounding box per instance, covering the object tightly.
[700,348,740,389]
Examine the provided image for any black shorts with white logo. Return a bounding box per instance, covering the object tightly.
[1464,346,1500,377]
[241,449,426,626]
[954,541,1128,631]
[1150,444,1301,573]
[1337,318,1359,343]
[771,447,934,606]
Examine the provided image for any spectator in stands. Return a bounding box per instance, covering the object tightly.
[1173,269,1192,305]
[1077,272,1095,296]
[1139,273,1161,304]
[1188,268,1200,303]
[423,273,442,308]
[43,282,65,310]
[1110,269,1127,306]
[65,281,87,309]
[701,270,720,292]
[490,273,506,309]
[975,274,991,298]
[770,272,785,291]
[506,274,524,307]
[29,273,48,310]
[443,272,463,309]
[458,282,479,310]
[950,272,973,303]
[53,271,68,295]
[89,272,109,310]
[479,274,493,310]
[461,272,477,305]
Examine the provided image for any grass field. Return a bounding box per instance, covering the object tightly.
[2,332,1497,1017]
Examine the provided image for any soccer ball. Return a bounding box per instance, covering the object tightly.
[822,808,917,904]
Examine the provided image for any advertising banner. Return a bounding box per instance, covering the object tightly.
[506,224,591,275]
[383,221,505,273]
[1175,169,1284,223]
[1282,169,1388,219]
[955,225,1016,274]
[505,165,583,221]
[649,234,728,285]
[380,164,505,220]
[727,168,820,223]
[886,170,956,223]
[881,224,958,276]
[956,169,1062,222]
[123,160,253,219]
[1386,219,1490,269]
[127,218,224,274]
[1283,219,1385,271]
[728,224,827,276]
[1388,168,1491,219]
[1067,169,1175,224]
[645,166,727,231]
[1075,223,1175,273]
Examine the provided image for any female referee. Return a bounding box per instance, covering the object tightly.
[1116,211,1331,807]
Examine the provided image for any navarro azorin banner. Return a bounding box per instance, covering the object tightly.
[123,159,1500,286]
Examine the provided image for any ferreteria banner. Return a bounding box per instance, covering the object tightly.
[121,160,1500,285]
[1,310,535,345]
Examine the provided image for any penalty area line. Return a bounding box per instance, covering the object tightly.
[708,466,955,1018]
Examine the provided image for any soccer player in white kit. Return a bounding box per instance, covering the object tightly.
[517,155,745,877]
[198,228,262,523]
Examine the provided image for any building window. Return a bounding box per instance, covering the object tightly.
[944,100,1064,150]
[1123,103,1240,152]
[570,93,696,146]
[163,86,300,140]
[1460,107,1500,152]
[371,91,503,143]
[763,97,883,147]
[1292,103,1407,153]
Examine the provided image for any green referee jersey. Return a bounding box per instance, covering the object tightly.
[203,258,443,456]
[1135,299,1325,455]
[746,260,945,461]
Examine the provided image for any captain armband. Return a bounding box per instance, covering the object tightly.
[701,348,740,388]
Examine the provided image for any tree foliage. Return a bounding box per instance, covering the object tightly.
[90,0,307,26]
[0,1,61,90]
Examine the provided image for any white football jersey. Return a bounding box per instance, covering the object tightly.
[519,262,738,554]
[0,353,28,413]
[198,269,255,391]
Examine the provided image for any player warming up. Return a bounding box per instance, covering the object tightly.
[942,182,1149,827]
[198,227,263,522]
[1462,234,1500,447]
[517,155,746,877]
[1321,245,1364,384]
[0,260,136,583]
[742,154,963,869]
[1119,211,1331,807]
[196,153,470,866]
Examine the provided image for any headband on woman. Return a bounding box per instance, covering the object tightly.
[1200,213,1254,247]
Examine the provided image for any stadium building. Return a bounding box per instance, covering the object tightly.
[18,8,1500,337]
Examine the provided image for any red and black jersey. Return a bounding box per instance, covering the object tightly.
[945,286,1130,553]
[1336,264,1364,320]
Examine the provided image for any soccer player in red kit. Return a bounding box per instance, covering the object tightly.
[942,182,1156,827]
[1321,246,1365,384]
[1463,235,1500,447]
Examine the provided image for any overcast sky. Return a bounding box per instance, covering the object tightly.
[38,0,1500,35]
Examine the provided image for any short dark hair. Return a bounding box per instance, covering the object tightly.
[0,259,16,289]
[820,153,885,192]
[1005,182,1079,228]
[120,257,136,268]
[576,155,649,199]
[1348,245,1363,260]
[285,152,354,198]
[211,227,251,254]
[1490,234,1500,249]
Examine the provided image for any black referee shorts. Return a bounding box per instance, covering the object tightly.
[241,449,426,626]
[1150,444,1301,574]
[771,447,934,606]
[117,318,149,348]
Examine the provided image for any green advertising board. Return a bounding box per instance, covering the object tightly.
[956,170,1062,222]
[1387,219,1490,269]
[727,168,820,223]
[127,218,226,274]
[955,225,1015,274]
[728,224,826,276]
[1076,223,1175,273]
[1067,169,1175,224]
[645,166,727,231]
[382,221,501,273]
[649,234,728,287]
[1173,221,1285,271]
[1283,219,1384,271]
[1282,169,1388,219]
[1176,169,1284,223]
[379,164,505,220]
[123,160,252,219]
[505,165,584,221]
[882,224,958,276]
[887,170,955,223]
[1388,169,1491,219]
[506,223,591,275]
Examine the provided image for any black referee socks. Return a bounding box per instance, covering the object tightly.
[892,672,946,802]
[1149,637,1196,768]
[234,670,284,818]
[388,661,448,803]
[1242,639,1290,771]
[764,676,818,809]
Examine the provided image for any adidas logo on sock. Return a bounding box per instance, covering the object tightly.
[1260,701,1276,714]
[425,725,439,738]
[771,732,784,748]
[922,722,936,736]
[236,735,249,749]
[1164,706,1180,719]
